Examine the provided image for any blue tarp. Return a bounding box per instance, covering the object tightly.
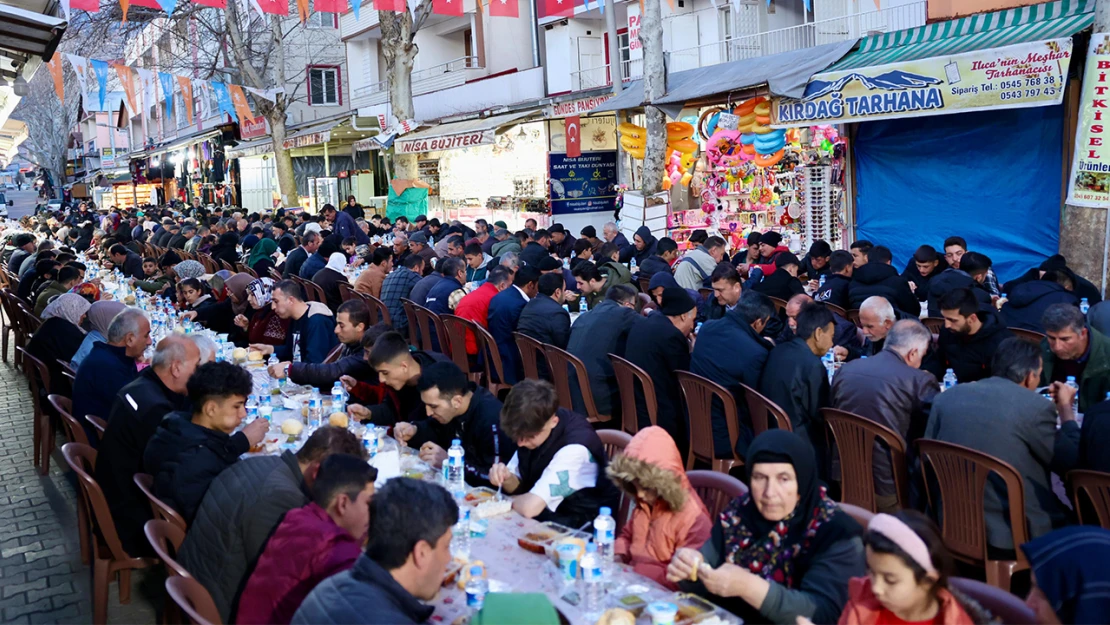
[853,104,1064,283]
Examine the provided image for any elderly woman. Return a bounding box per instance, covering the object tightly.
[311,252,349,311]
[667,430,864,624]
[70,300,126,369]
[231,277,289,348]
[27,293,93,395]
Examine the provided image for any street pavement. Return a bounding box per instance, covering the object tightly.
[3,188,43,220]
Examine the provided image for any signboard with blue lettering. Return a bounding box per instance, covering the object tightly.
[772,38,1072,127]
[549,151,618,215]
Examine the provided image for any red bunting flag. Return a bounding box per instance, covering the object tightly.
[314,0,346,10]
[374,0,406,11]
[543,0,574,17]
[70,0,100,11]
[254,0,289,13]
[488,0,517,17]
[565,116,581,158]
[432,0,462,16]
[194,0,227,7]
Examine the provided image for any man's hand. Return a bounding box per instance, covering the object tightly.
[182,311,198,321]
[908,281,917,293]
[268,362,289,379]
[393,422,417,443]
[339,375,357,392]
[1050,381,1078,422]
[489,463,513,488]
[249,344,274,356]
[242,418,270,447]
[564,291,579,302]
[833,345,848,361]
[348,404,370,422]
[419,442,448,468]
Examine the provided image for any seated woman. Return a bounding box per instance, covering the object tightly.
[248,237,278,278]
[1022,525,1110,624]
[231,277,289,348]
[667,430,865,625]
[28,293,92,396]
[71,300,126,369]
[312,252,349,312]
[606,426,711,588]
[180,278,232,333]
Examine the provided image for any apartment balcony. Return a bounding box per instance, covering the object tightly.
[351,56,485,109]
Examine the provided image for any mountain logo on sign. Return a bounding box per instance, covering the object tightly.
[803,69,942,99]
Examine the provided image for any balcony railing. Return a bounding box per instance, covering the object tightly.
[351,56,484,108]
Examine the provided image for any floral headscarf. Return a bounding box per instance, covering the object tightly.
[246,277,275,307]
[42,293,92,328]
[174,260,205,280]
[70,282,101,303]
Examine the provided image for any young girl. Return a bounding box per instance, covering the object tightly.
[836,511,991,625]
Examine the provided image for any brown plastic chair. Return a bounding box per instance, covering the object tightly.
[698,287,713,302]
[144,519,189,577]
[688,469,748,521]
[676,370,742,474]
[55,358,76,396]
[303,279,326,305]
[825,302,848,320]
[838,502,875,528]
[922,317,945,335]
[598,429,632,460]
[322,343,344,364]
[0,287,17,364]
[134,473,188,532]
[268,267,283,282]
[357,292,393,326]
[738,383,793,436]
[49,394,91,564]
[1068,469,1110,528]
[166,576,223,625]
[440,315,483,379]
[62,443,156,625]
[768,296,788,315]
[236,263,259,279]
[338,281,357,303]
[637,275,651,294]
[948,577,1038,624]
[609,353,658,435]
[916,439,1030,591]
[17,346,53,474]
[822,407,910,512]
[401,298,421,347]
[513,332,549,381]
[411,303,450,354]
[473,323,511,397]
[1008,327,1046,346]
[219,259,235,272]
[544,344,610,424]
[86,415,108,441]
[847,308,862,328]
[198,254,219,274]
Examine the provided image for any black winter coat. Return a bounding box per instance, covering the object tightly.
[849,262,921,316]
[288,342,372,390]
[632,225,658,266]
[927,268,992,317]
[143,412,250,524]
[567,301,637,418]
[625,312,691,454]
[520,241,550,268]
[753,268,806,301]
[901,257,949,302]
[1001,280,1078,333]
[936,310,1013,384]
[26,316,85,396]
[292,555,434,625]
[814,274,852,310]
[517,295,571,354]
[759,338,831,468]
[281,246,308,279]
[73,342,140,444]
[1080,399,1110,473]
[406,385,516,488]
[366,350,449,425]
[638,254,672,282]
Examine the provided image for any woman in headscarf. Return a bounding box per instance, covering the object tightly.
[239,234,260,265]
[231,277,289,348]
[209,231,240,268]
[73,223,95,251]
[70,300,126,369]
[247,237,278,277]
[311,252,349,311]
[28,293,92,395]
[68,281,102,304]
[173,260,206,281]
[667,430,865,624]
[1022,526,1110,624]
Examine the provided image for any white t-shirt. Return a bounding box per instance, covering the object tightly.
[507,444,598,512]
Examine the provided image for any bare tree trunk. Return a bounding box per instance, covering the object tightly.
[640,0,666,195]
[380,6,426,180]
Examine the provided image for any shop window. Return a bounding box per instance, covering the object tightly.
[308,67,341,106]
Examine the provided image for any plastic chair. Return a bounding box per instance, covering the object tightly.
[198,254,219,274]
[55,358,76,396]
[768,296,788,315]
[513,332,549,382]
[676,371,741,474]
[337,281,357,303]
[0,288,17,364]
[838,502,875,528]
[17,346,52,474]
[1008,327,1046,346]
[62,443,156,625]
[49,394,91,564]
[825,302,848,320]
[688,470,748,521]
[303,280,326,305]
[357,293,392,326]
[86,415,108,441]
[440,315,483,379]
[544,344,610,424]
[268,267,283,282]
[133,473,188,532]
[322,343,344,364]
[948,577,1038,624]
[922,317,945,335]
[737,383,793,435]
[144,519,189,577]
[822,407,910,512]
[598,429,632,460]
[473,324,511,397]
[165,576,223,625]
[411,303,450,354]
[609,353,658,435]
[847,308,862,328]
[219,259,235,272]
[916,439,1030,592]
[1068,469,1110,528]
[401,298,421,348]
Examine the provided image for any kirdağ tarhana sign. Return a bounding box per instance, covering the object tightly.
[771,38,1072,127]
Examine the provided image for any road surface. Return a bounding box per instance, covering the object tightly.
[2,188,43,220]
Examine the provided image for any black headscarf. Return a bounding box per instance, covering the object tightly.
[720,430,860,587]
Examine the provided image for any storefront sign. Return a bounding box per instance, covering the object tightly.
[394,130,493,154]
[353,137,379,152]
[772,38,1072,127]
[548,151,618,215]
[548,116,617,152]
[628,9,642,62]
[547,94,614,117]
[282,130,331,150]
[101,148,115,167]
[240,116,268,140]
[1068,33,1110,207]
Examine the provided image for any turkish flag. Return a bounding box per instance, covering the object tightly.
[432,0,462,16]
[543,0,574,18]
[194,0,226,6]
[488,0,517,17]
[315,0,346,10]
[374,0,405,11]
[255,0,288,13]
[565,116,581,158]
[70,0,100,11]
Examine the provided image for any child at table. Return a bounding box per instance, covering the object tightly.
[606,427,712,588]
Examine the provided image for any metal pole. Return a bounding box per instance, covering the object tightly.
[529,0,541,69]
[605,0,622,94]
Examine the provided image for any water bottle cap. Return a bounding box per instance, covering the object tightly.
[599,506,611,515]
[946,369,954,374]
[1068,376,1077,382]
[470,566,483,575]
[586,542,598,552]
[452,438,461,446]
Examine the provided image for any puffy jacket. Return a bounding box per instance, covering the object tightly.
[292,554,435,625]
[491,238,522,258]
[838,577,979,625]
[454,282,500,355]
[632,226,658,266]
[73,342,140,443]
[143,412,250,523]
[288,342,372,390]
[754,245,791,276]
[520,241,550,268]
[465,253,492,282]
[179,451,312,622]
[298,252,327,280]
[1003,255,1102,306]
[331,210,370,245]
[674,247,718,291]
[927,268,992,317]
[406,385,515,488]
[848,262,920,316]
[33,280,67,315]
[607,427,711,588]
[237,503,363,625]
[814,273,852,310]
[753,267,806,301]
[599,259,632,289]
[936,310,1013,384]
[1001,280,1078,333]
[901,256,949,302]
[638,254,672,282]
[275,301,337,364]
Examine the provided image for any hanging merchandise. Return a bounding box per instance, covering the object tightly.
[664,121,697,189]
[617,122,646,160]
[735,96,786,167]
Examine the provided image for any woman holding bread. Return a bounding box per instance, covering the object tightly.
[667,430,865,624]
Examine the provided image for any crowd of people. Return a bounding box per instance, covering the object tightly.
[9,197,1110,624]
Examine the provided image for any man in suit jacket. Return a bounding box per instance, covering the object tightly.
[567,285,639,420]
[517,273,572,351]
[487,266,540,384]
[926,337,1080,553]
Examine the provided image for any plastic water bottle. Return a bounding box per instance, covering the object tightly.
[331,381,346,414]
[292,333,302,363]
[363,426,378,456]
[580,542,604,619]
[446,439,466,500]
[819,274,827,287]
[593,507,616,566]
[822,349,836,384]
[268,353,278,368]
[1081,298,1090,315]
[630,257,638,272]
[942,369,957,391]
[451,509,471,560]
[562,256,570,271]
[1067,376,1080,416]
[464,565,488,613]
[308,392,323,429]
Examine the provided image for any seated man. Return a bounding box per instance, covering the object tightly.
[489,380,620,528]
[487,266,541,384]
[348,331,446,426]
[251,280,337,364]
[926,338,1079,553]
[638,236,679,281]
[238,455,377,625]
[704,263,742,322]
[814,250,854,310]
[269,299,373,388]
[927,250,993,317]
[1040,303,1110,413]
[752,252,806,301]
[292,479,457,625]
[937,287,1012,384]
[144,362,268,523]
[857,295,897,356]
[1002,270,1079,333]
[902,245,946,303]
[73,308,149,442]
[517,273,572,352]
[567,284,638,420]
[393,361,515,488]
[781,293,860,360]
[847,245,920,316]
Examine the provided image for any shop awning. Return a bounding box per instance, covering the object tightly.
[828,0,1092,72]
[282,117,347,150]
[393,110,537,155]
[148,128,221,159]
